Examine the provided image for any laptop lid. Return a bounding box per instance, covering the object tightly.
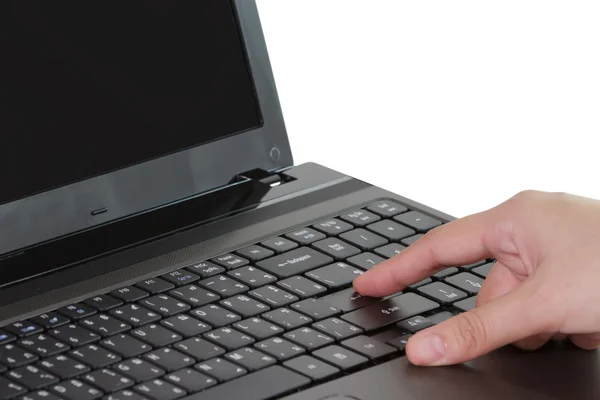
[0,1,292,285]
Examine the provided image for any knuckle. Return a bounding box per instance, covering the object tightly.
[450,311,489,353]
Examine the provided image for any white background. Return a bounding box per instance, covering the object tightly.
[256,1,600,218]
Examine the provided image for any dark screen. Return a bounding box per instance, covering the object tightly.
[0,1,261,206]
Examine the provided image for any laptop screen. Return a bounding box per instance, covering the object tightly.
[0,1,261,206]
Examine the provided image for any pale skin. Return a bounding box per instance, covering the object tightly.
[353,190,600,366]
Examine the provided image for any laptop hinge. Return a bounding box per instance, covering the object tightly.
[233,168,294,187]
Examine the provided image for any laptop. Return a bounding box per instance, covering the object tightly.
[0,1,597,399]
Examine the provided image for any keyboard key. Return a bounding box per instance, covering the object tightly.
[341,335,396,360]
[227,266,276,289]
[83,295,123,312]
[305,262,363,289]
[340,210,380,226]
[69,344,121,369]
[203,328,255,351]
[195,358,247,382]
[173,338,225,362]
[100,334,151,358]
[445,272,484,295]
[4,321,43,337]
[394,211,442,232]
[109,304,160,327]
[472,263,494,278]
[396,315,434,333]
[284,327,334,350]
[18,334,69,357]
[235,245,274,262]
[401,234,424,246]
[0,343,36,368]
[285,228,326,245]
[254,337,304,361]
[276,276,327,299]
[160,270,200,286]
[105,390,147,400]
[57,303,97,320]
[134,379,185,400]
[51,379,102,400]
[367,200,408,217]
[312,345,368,370]
[49,325,99,347]
[248,285,298,307]
[135,277,175,294]
[454,296,477,312]
[37,355,90,379]
[165,368,216,393]
[313,219,353,236]
[312,238,360,259]
[374,243,407,258]
[198,275,248,297]
[0,376,27,399]
[290,298,340,319]
[261,237,298,253]
[262,308,312,330]
[20,390,61,400]
[256,247,332,278]
[131,324,182,347]
[312,318,363,340]
[224,348,276,371]
[186,261,225,278]
[366,220,415,241]
[433,267,459,279]
[428,311,455,324]
[0,330,15,345]
[284,355,339,381]
[182,365,309,400]
[143,348,195,372]
[220,295,270,318]
[83,369,133,393]
[211,254,249,270]
[321,288,382,312]
[341,293,439,331]
[191,304,241,328]
[80,314,131,337]
[31,312,70,329]
[387,334,412,351]
[346,252,385,271]
[417,282,467,304]
[113,358,165,383]
[139,294,191,317]
[160,315,211,338]
[461,260,488,270]
[340,228,388,250]
[232,318,284,340]
[410,278,432,288]
[169,285,219,307]
[110,286,149,303]
[6,365,58,390]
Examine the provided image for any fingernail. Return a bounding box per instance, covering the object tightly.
[589,332,600,340]
[410,334,446,365]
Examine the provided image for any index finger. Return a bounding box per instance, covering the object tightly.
[352,209,499,297]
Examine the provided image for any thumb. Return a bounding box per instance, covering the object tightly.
[406,281,550,366]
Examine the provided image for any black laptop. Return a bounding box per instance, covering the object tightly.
[0,2,597,400]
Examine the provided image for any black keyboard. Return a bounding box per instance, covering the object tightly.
[0,200,494,400]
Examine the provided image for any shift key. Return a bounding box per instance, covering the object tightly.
[257,247,333,278]
[341,293,439,331]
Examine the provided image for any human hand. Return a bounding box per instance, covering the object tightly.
[353,190,600,366]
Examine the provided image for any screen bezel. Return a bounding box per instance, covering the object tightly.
[0,0,293,257]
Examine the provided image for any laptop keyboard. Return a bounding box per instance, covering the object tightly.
[0,199,494,400]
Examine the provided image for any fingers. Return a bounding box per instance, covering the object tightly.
[476,263,550,351]
[570,333,600,350]
[405,280,548,366]
[354,211,498,297]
